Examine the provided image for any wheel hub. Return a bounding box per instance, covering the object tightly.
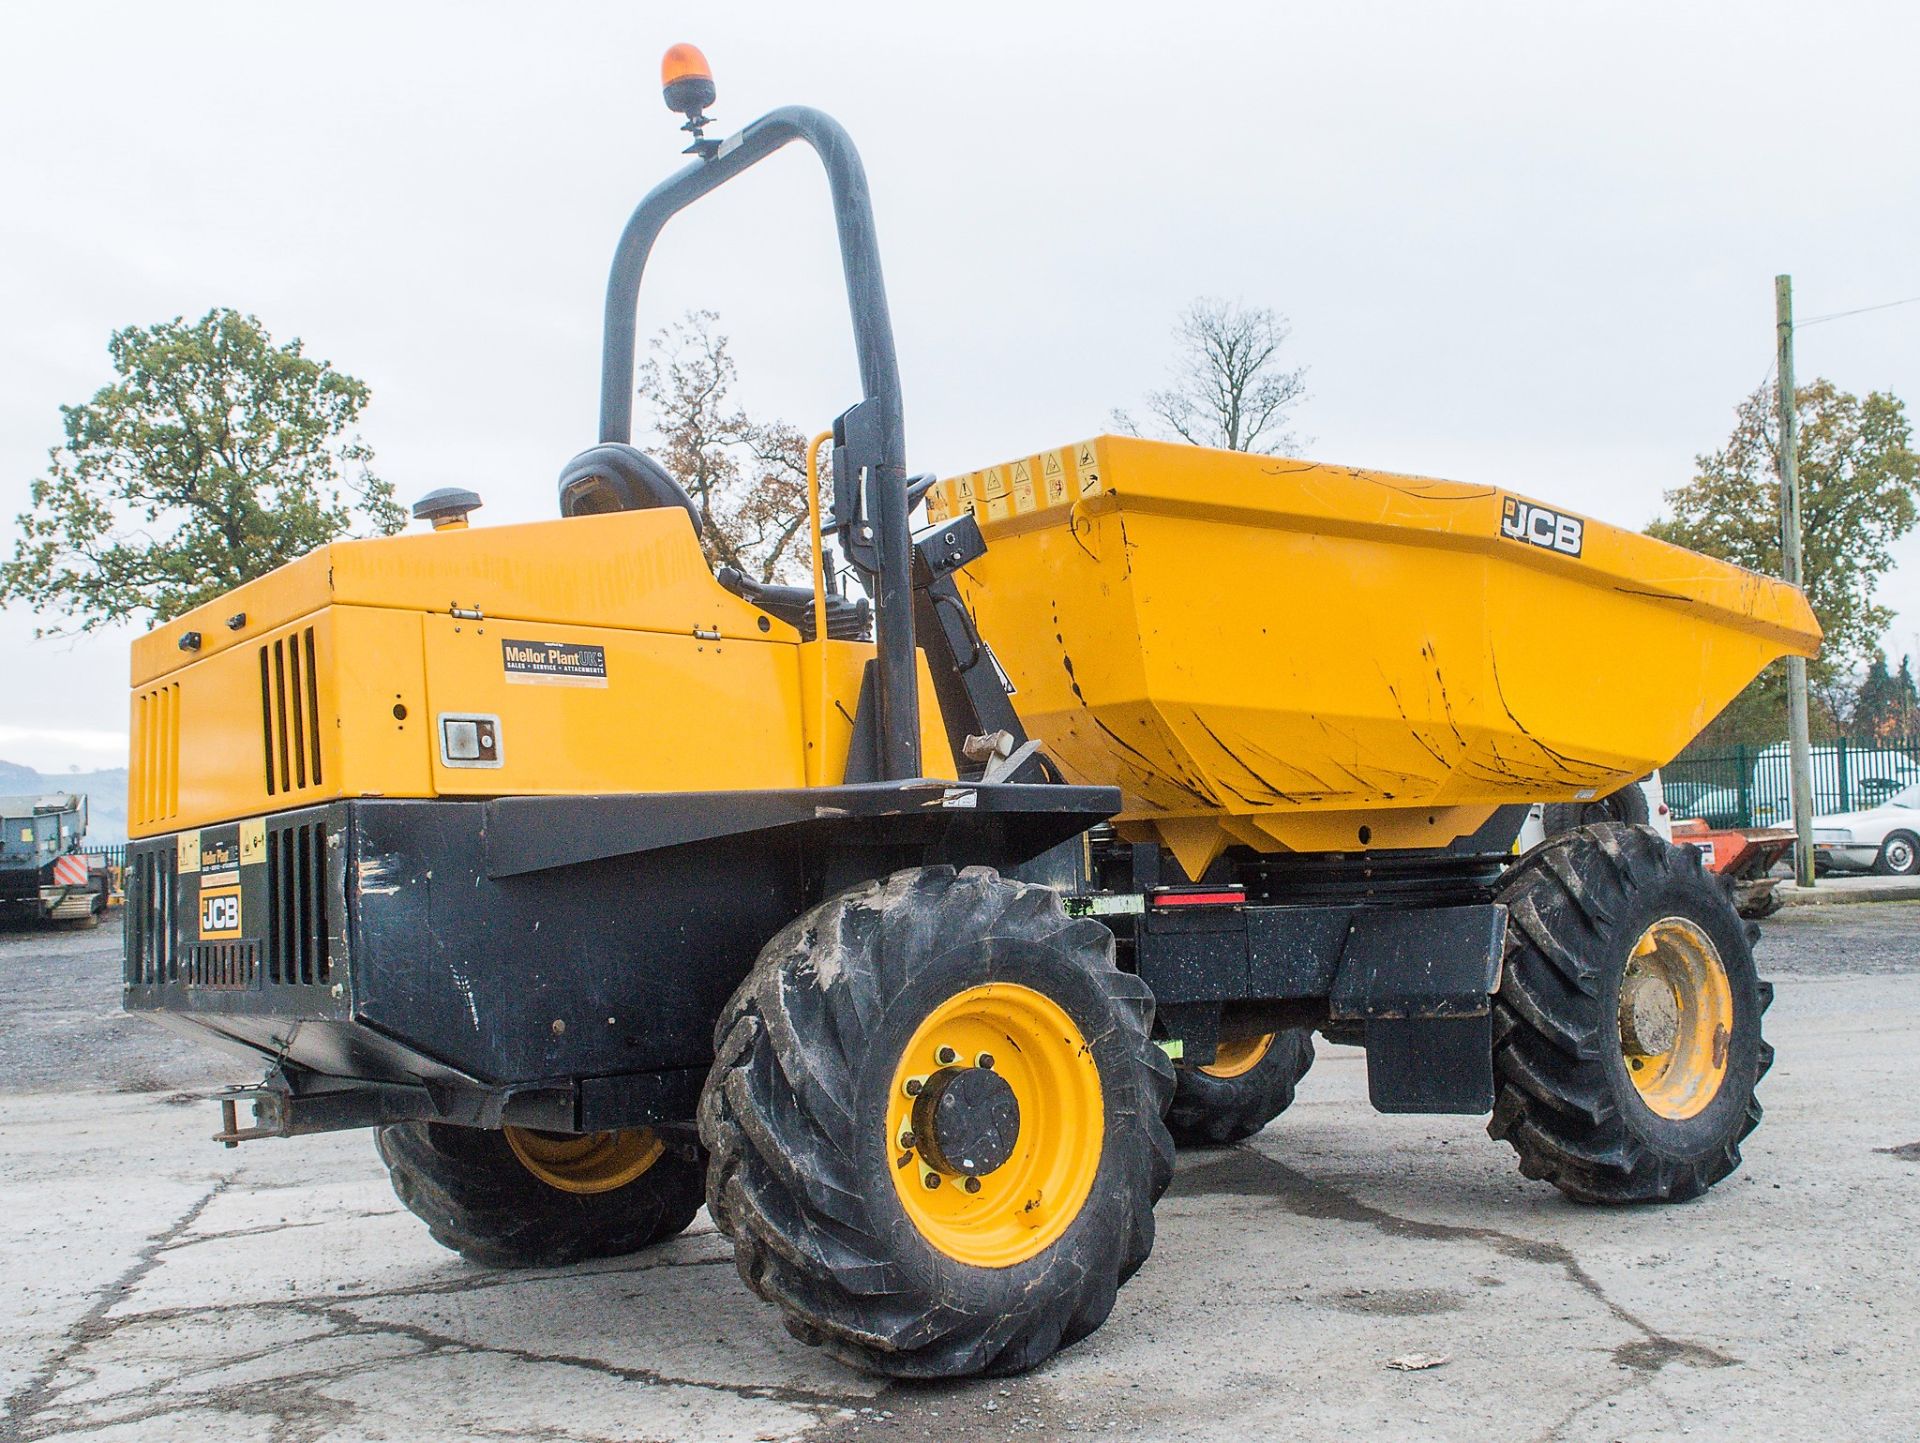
[1199,1032,1275,1080]
[885,983,1104,1268]
[1618,974,1680,1056]
[1617,917,1734,1121]
[914,1064,1021,1176]
[503,1126,664,1194]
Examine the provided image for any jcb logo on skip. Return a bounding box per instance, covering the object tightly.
[1500,497,1584,558]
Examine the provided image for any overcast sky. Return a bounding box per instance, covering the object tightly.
[2,0,1915,772]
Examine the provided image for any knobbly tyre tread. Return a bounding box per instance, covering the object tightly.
[1165,1029,1316,1146]
[698,864,1175,1378]
[375,1122,705,1269]
[1488,822,1773,1204]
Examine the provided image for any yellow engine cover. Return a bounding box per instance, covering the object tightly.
[127,509,951,837]
[925,436,1820,878]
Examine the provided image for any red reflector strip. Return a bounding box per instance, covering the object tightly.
[1150,890,1244,908]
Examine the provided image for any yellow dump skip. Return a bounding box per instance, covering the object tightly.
[927,436,1820,878]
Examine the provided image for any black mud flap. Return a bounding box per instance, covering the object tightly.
[1360,1015,1496,1114]
[1330,905,1507,1114]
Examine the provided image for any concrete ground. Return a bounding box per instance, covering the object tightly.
[3,907,1917,1442]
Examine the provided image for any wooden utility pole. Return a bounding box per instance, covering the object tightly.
[1777,274,1816,887]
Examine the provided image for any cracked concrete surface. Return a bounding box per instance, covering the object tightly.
[4,915,1918,1441]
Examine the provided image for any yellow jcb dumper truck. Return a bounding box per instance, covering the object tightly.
[123,47,1820,1378]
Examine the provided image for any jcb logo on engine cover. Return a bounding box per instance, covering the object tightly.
[1500,497,1583,557]
[199,887,242,939]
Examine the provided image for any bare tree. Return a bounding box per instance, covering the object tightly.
[1114,297,1308,454]
[637,311,816,584]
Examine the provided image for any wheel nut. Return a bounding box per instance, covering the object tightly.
[904,1077,924,1097]
[935,1045,958,1065]
[964,1176,982,1194]
[898,1130,917,1150]
[976,1053,995,1070]
[923,1172,941,1190]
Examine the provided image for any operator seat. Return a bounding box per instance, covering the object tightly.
[556,442,870,641]
[557,443,703,534]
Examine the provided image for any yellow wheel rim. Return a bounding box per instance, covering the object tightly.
[885,983,1103,1269]
[503,1126,665,1194]
[1200,1033,1275,1080]
[1618,918,1734,1121]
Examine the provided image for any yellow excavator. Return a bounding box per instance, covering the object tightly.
[123,44,1819,1378]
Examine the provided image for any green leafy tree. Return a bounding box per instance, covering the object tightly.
[1,309,403,633]
[1651,378,1918,749]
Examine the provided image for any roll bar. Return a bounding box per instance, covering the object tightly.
[597,108,920,779]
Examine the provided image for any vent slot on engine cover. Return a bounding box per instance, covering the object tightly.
[259,627,324,798]
[132,683,181,829]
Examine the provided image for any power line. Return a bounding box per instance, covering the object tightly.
[1796,294,1920,328]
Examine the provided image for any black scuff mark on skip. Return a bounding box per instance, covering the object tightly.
[1061,650,1087,704]
[1062,636,1216,806]
[1379,672,1456,772]
[1113,505,1138,581]
[1187,710,1304,804]
[1488,648,1611,779]
[1067,512,1100,565]
[1090,715,1219,807]
[1421,642,1473,758]
[1214,720,1343,798]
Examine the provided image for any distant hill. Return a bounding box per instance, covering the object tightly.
[0,760,129,844]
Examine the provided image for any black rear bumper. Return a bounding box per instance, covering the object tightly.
[122,781,1117,1133]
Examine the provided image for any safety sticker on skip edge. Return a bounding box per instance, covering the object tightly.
[502,639,609,687]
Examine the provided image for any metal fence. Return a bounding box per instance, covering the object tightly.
[1664,738,1920,829]
[82,844,126,870]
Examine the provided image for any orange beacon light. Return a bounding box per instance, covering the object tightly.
[661,44,716,118]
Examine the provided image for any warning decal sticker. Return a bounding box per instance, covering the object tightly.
[502,639,610,687]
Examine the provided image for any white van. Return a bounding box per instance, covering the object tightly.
[1747,742,1920,827]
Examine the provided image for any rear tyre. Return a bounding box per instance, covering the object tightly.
[1489,823,1772,1204]
[1541,780,1650,838]
[699,865,1174,1378]
[1166,1029,1315,1146]
[376,1123,705,1268]
[1873,831,1919,877]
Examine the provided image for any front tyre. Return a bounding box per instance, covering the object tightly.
[377,1123,705,1268]
[1166,1029,1315,1146]
[699,865,1174,1378]
[1873,830,1919,877]
[1489,823,1772,1204]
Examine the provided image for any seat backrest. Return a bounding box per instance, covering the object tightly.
[557,444,703,537]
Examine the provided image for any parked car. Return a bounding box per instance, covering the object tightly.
[1662,781,1746,828]
[1810,783,1920,876]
